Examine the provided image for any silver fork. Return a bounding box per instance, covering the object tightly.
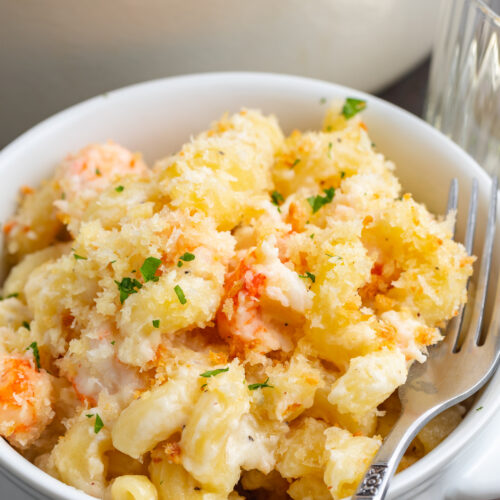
[353,176,500,500]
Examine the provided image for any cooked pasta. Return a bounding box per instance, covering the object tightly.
[0,102,473,499]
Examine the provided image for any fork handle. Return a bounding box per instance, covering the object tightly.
[353,411,424,500]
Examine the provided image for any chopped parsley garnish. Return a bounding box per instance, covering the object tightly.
[84,412,103,433]
[341,97,367,119]
[310,233,315,239]
[326,125,333,132]
[140,257,162,282]
[73,253,87,260]
[174,284,187,304]
[152,319,160,328]
[109,260,116,264]
[111,340,116,345]
[299,271,316,283]
[200,367,229,378]
[248,378,274,390]
[177,252,195,267]
[340,171,346,179]
[61,192,66,200]
[319,97,327,104]
[180,252,195,262]
[271,190,284,211]
[476,406,483,411]
[6,293,19,299]
[95,168,102,176]
[200,383,207,390]
[292,158,301,167]
[115,185,124,192]
[22,321,30,331]
[325,253,334,258]
[26,342,40,371]
[328,142,332,159]
[94,414,104,434]
[307,187,335,214]
[115,277,142,303]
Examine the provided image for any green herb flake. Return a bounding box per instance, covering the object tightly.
[115,277,142,303]
[22,321,30,331]
[328,142,333,159]
[140,257,162,282]
[248,378,274,390]
[61,192,66,200]
[174,284,187,305]
[95,168,102,176]
[200,383,207,390]
[292,158,301,167]
[73,253,87,260]
[298,271,316,283]
[200,367,229,378]
[109,260,116,265]
[152,319,160,328]
[26,342,41,371]
[6,293,19,299]
[177,261,183,268]
[319,97,327,104]
[341,97,367,119]
[476,406,484,411]
[326,125,333,132]
[111,340,116,345]
[86,414,93,418]
[271,190,284,210]
[94,414,104,434]
[310,233,314,239]
[340,171,346,179]
[307,187,335,214]
[179,252,195,262]
[115,185,124,192]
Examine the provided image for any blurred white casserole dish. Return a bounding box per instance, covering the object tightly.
[0,0,441,147]
[0,73,499,500]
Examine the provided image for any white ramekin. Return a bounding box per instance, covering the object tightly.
[0,73,498,500]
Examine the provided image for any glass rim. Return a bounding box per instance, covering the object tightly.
[474,0,500,26]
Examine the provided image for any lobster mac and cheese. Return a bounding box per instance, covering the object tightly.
[0,102,472,500]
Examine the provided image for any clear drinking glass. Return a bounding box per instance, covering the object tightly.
[424,0,500,176]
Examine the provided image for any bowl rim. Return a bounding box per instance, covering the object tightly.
[0,71,498,499]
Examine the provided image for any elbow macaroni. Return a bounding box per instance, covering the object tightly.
[108,475,158,500]
[0,106,472,499]
[180,361,250,495]
[112,365,201,459]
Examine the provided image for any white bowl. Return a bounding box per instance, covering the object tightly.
[0,73,498,500]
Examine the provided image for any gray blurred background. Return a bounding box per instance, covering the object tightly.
[0,0,440,149]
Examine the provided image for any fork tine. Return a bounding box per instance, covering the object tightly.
[447,178,459,236]
[464,178,478,255]
[462,176,498,350]
[484,270,500,354]
[444,179,479,351]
